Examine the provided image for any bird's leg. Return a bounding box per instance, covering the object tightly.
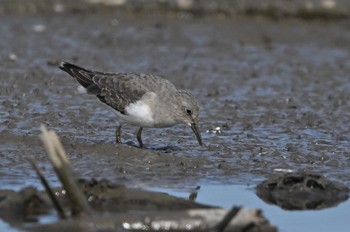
[115,125,122,143]
[136,127,144,148]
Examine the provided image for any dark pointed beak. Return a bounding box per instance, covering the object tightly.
[190,123,203,146]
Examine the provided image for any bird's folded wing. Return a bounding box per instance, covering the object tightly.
[91,74,149,115]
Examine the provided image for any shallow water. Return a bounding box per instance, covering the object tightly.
[1,184,348,232]
[0,8,350,232]
[0,220,19,232]
[151,185,350,232]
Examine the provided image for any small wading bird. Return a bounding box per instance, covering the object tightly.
[59,62,202,148]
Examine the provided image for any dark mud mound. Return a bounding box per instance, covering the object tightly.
[0,187,51,223]
[256,172,349,210]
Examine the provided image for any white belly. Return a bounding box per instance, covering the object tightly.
[115,100,155,127]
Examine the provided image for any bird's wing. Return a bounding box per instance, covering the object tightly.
[60,62,155,114]
[91,73,150,114]
[60,62,177,115]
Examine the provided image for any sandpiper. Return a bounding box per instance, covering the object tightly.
[59,62,202,148]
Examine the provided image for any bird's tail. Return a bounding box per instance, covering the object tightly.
[59,62,95,88]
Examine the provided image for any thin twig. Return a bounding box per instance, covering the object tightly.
[214,206,241,232]
[28,158,66,219]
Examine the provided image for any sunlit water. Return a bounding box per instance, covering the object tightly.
[0,220,21,232]
[2,183,349,232]
[150,184,350,232]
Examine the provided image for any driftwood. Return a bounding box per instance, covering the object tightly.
[39,125,92,216]
[26,207,275,232]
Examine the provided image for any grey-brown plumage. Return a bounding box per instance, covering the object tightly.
[59,62,202,147]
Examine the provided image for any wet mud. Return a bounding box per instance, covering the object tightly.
[0,4,350,193]
[256,172,349,210]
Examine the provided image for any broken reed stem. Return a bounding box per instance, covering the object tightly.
[28,158,66,219]
[214,206,241,232]
[39,125,92,217]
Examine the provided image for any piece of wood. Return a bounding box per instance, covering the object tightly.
[39,125,92,217]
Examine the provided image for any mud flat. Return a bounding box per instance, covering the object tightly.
[0,1,350,231]
[1,0,350,188]
[0,127,276,232]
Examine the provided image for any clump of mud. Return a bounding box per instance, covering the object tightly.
[256,172,349,210]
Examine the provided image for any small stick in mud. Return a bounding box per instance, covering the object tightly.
[213,206,241,232]
[39,125,92,217]
[28,158,66,219]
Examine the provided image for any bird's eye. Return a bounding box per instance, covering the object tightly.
[185,108,192,115]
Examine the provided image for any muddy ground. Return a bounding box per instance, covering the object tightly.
[0,4,350,195]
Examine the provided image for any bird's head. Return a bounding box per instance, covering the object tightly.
[175,90,202,146]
